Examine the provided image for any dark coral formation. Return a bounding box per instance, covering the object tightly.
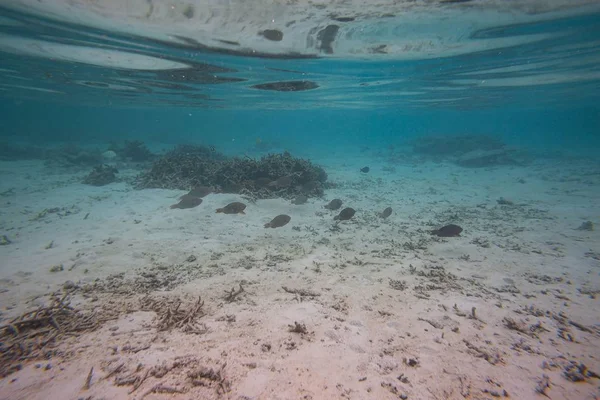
[134,144,225,189]
[135,146,327,200]
[83,165,118,186]
[412,134,529,167]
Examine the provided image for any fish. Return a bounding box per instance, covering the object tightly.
[324,199,343,210]
[184,185,213,198]
[216,202,246,214]
[268,175,293,188]
[497,197,514,206]
[360,166,370,173]
[171,194,203,209]
[292,195,308,205]
[334,207,356,221]
[264,214,291,228]
[379,207,393,219]
[431,224,463,237]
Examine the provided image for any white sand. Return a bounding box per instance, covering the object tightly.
[0,154,599,400]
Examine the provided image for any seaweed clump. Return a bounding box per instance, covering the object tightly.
[135,145,327,200]
[83,165,118,186]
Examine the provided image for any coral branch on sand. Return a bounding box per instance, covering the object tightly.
[140,295,207,334]
[0,293,114,378]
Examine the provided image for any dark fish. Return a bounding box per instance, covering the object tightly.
[171,194,203,209]
[268,175,293,188]
[185,185,213,198]
[264,214,291,228]
[324,199,343,210]
[497,197,514,206]
[379,207,393,219]
[293,195,308,205]
[209,145,216,152]
[216,202,246,214]
[360,166,370,173]
[334,207,356,221]
[431,224,463,237]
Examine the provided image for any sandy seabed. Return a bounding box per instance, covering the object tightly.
[0,154,599,400]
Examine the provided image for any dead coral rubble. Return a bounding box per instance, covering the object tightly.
[140,295,207,334]
[0,293,113,377]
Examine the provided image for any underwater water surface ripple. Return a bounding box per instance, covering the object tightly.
[0,1,599,110]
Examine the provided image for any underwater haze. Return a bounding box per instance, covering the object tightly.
[0,1,600,400]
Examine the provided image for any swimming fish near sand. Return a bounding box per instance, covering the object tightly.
[171,194,203,209]
[184,185,213,198]
[324,199,343,210]
[379,207,393,219]
[216,202,246,214]
[264,214,291,228]
[431,224,463,237]
[334,207,356,221]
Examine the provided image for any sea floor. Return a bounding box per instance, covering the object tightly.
[0,153,599,400]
